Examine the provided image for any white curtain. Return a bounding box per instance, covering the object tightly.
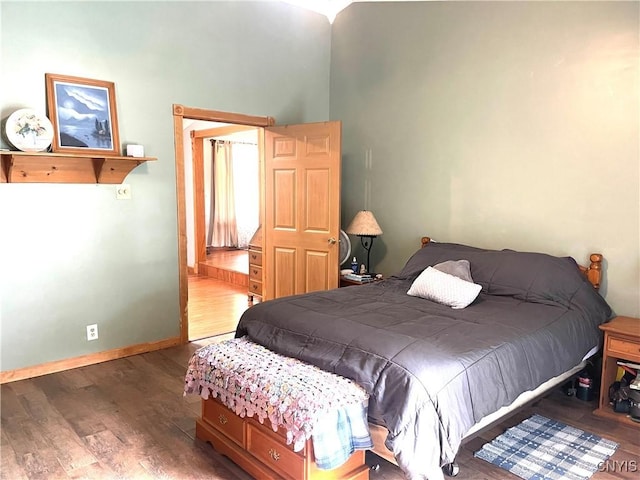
[208,141,238,247]
[232,143,259,248]
[206,140,259,249]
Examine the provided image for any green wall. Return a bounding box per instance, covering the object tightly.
[0,1,330,371]
[331,1,639,317]
[2,0,639,374]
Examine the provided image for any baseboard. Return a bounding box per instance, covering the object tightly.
[0,336,182,384]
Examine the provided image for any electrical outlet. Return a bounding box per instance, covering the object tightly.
[86,324,99,341]
[116,184,131,200]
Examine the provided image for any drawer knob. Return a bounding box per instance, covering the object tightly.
[252,285,258,290]
[251,255,257,260]
[253,269,258,275]
[218,414,228,425]
[268,448,280,461]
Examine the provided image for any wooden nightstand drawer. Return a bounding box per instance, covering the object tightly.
[249,280,262,296]
[202,399,245,447]
[247,423,304,480]
[249,249,262,267]
[249,264,262,280]
[607,336,640,361]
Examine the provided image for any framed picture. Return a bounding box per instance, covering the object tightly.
[45,73,120,156]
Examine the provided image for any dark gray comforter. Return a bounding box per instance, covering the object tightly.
[235,242,612,479]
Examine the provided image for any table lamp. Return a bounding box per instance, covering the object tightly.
[345,210,383,275]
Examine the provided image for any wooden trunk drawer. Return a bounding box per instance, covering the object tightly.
[249,249,262,266]
[607,336,640,361]
[202,399,245,447]
[249,264,262,280]
[247,423,304,480]
[249,279,263,296]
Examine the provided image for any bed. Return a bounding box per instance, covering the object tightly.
[234,238,612,480]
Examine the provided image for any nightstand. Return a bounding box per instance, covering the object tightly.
[594,316,640,426]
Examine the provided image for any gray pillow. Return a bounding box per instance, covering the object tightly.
[433,259,473,283]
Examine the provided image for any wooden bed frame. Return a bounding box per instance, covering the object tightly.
[196,237,605,480]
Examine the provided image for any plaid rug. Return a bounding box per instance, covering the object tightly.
[474,414,618,480]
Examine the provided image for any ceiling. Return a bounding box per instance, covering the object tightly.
[280,0,354,22]
[281,0,421,23]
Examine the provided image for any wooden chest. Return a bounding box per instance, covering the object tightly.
[196,397,370,480]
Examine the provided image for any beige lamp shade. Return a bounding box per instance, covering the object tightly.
[345,210,383,237]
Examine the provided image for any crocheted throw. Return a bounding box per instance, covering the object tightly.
[184,337,371,456]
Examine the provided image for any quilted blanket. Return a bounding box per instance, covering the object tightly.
[184,337,372,469]
[235,242,612,479]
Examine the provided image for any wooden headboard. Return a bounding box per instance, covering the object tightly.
[420,236,603,291]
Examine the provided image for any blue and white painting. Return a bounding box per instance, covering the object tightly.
[54,81,114,150]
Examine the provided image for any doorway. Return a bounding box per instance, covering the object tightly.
[187,122,259,340]
[172,105,275,344]
[186,121,259,275]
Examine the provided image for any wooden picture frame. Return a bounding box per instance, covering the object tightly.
[45,73,120,156]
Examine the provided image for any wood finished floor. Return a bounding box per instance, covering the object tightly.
[187,275,248,341]
[3,343,639,480]
[188,249,250,341]
[3,261,639,479]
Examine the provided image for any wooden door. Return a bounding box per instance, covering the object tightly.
[264,121,341,300]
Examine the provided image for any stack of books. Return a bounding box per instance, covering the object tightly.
[342,273,373,283]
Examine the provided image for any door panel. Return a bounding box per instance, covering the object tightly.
[305,169,330,231]
[305,251,329,292]
[273,169,296,229]
[264,121,341,300]
[274,247,296,298]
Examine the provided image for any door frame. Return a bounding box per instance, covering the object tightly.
[172,104,275,344]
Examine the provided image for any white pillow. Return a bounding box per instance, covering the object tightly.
[407,266,482,309]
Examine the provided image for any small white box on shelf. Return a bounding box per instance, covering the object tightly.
[126,144,144,157]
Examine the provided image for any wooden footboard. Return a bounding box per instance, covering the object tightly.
[197,397,370,480]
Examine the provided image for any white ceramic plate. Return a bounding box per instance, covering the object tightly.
[5,108,54,152]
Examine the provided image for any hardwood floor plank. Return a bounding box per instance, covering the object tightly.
[81,429,152,479]
[65,462,118,480]
[2,418,48,459]
[0,431,29,480]
[21,448,68,480]
[57,368,95,390]
[0,383,30,422]
[188,275,249,341]
[7,378,40,396]
[10,382,100,475]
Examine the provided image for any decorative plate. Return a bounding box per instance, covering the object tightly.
[5,108,54,152]
[339,229,351,265]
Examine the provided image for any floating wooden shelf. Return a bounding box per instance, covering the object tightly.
[0,151,156,184]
